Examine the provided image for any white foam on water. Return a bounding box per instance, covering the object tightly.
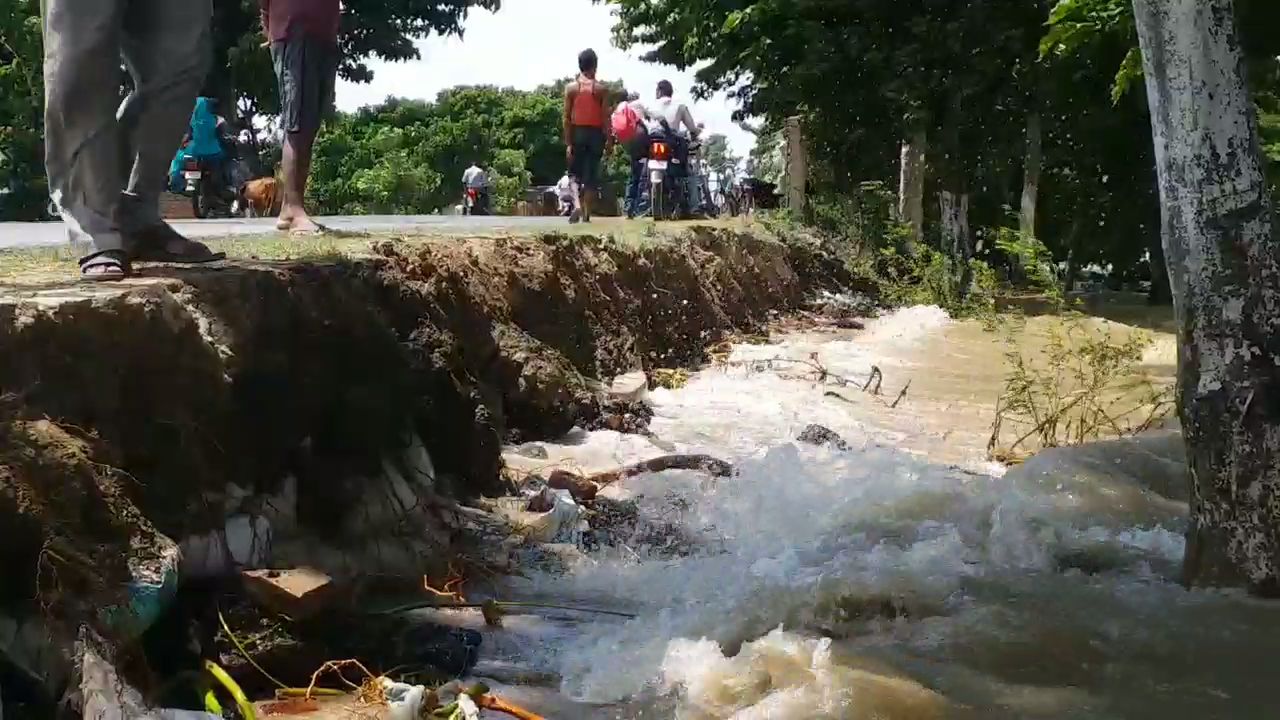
[498,307,1280,719]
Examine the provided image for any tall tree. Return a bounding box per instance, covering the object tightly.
[1132,0,1280,591]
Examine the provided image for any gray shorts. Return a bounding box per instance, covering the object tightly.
[271,34,338,134]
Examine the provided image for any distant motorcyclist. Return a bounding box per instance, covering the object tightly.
[462,161,492,214]
[168,97,229,193]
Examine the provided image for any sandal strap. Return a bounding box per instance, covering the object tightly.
[79,249,131,272]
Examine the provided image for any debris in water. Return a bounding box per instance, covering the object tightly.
[547,469,600,502]
[476,693,546,720]
[650,368,690,389]
[796,424,850,451]
[512,443,549,460]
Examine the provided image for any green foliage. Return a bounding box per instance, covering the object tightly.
[993,226,1062,301]
[804,183,909,257]
[308,81,635,216]
[989,319,1173,462]
[1040,0,1138,105]
[0,0,48,220]
[745,130,782,185]
[489,148,531,213]
[701,133,740,191]
[875,247,997,320]
[1042,0,1280,106]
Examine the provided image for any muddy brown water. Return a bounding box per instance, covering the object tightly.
[411,297,1280,719]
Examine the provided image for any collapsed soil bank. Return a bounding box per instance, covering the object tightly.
[0,227,865,633]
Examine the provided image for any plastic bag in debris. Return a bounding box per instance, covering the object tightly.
[180,514,273,579]
[457,693,481,720]
[379,677,428,720]
[98,538,182,641]
[79,645,219,720]
[521,488,587,543]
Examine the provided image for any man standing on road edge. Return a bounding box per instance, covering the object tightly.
[261,0,340,235]
[563,48,612,224]
[43,0,226,281]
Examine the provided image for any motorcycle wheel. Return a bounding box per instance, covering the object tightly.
[651,179,664,221]
[192,188,209,219]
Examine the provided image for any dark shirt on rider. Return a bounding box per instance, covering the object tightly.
[261,0,341,43]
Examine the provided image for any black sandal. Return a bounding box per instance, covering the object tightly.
[79,250,131,283]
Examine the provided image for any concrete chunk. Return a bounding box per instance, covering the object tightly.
[241,568,339,619]
[608,370,649,402]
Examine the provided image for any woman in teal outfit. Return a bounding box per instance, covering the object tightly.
[168,97,225,191]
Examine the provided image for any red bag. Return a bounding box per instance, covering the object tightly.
[611,102,642,143]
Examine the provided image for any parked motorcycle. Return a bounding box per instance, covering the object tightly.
[462,187,491,216]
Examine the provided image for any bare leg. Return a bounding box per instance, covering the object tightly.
[581,188,595,222]
[277,129,320,232]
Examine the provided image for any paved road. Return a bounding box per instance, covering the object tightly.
[0,215,581,250]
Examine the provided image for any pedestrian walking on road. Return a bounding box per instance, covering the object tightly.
[261,0,341,235]
[563,49,612,224]
[43,0,226,281]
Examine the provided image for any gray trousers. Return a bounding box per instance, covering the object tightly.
[42,0,211,252]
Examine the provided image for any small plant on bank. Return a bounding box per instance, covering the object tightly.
[875,246,998,320]
[992,225,1067,309]
[988,320,1174,463]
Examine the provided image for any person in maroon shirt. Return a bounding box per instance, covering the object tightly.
[260,0,341,234]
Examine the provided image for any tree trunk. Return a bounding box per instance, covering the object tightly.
[1133,0,1280,592]
[898,127,927,253]
[1019,111,1042,239]
[939,189,972,297]
[1062,216,1083,294]
[1146,231,1172,305]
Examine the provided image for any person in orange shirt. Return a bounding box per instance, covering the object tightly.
[563,49,613,223]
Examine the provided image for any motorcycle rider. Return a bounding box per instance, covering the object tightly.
[615,91,649,218]
[646,81,700,216]
[167,97,228,195]
[461,161,491,214]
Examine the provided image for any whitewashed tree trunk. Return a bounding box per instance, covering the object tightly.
[783,116,807,215]
[898,127,927,252]
[1019,111,1042,238]
[1134,0,1280,592]
[939,190,972,296]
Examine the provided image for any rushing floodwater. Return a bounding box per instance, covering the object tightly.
[435,303,1280,719]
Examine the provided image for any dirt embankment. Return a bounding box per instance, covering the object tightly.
[0,226,866,633]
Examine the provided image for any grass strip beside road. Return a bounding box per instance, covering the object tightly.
[0,219,742,287]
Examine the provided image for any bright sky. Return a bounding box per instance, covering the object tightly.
[333,0,755,160]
